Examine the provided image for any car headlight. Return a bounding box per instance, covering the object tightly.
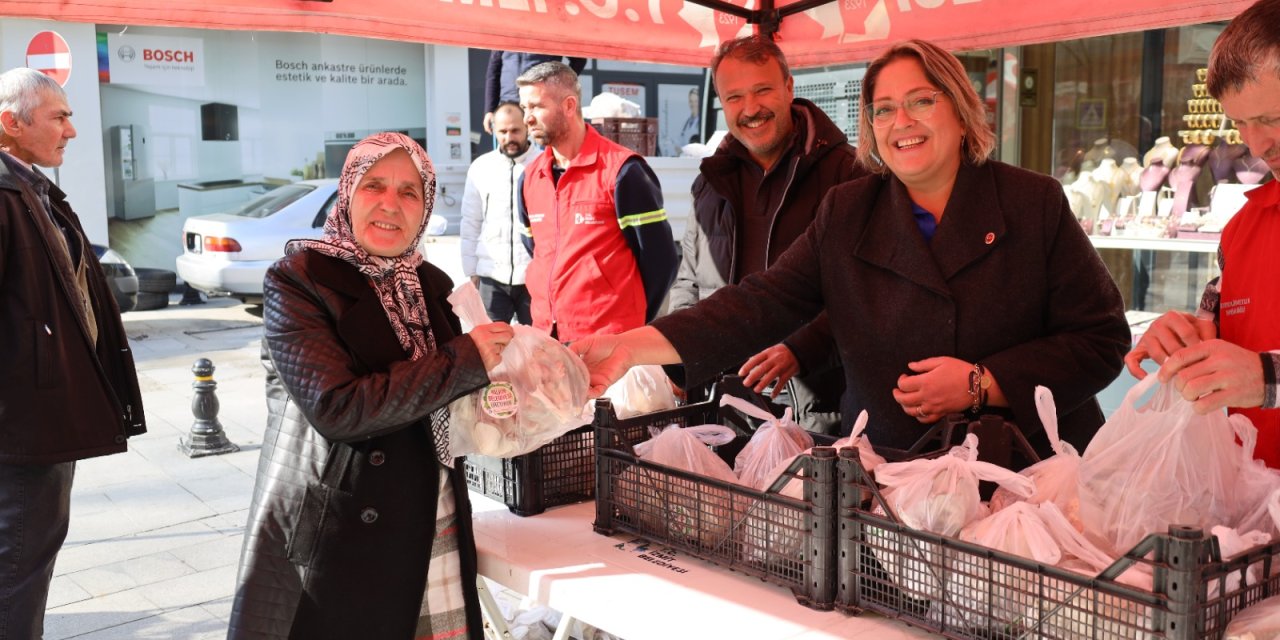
[96,248,136,277]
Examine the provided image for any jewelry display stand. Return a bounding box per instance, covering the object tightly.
[1170,144,1209,220]
[1143,136,1180,170]
[1120,157,1143,197]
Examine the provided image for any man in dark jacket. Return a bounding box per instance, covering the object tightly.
[483,51,587,134]
[0,67,145,636]
[669,35,866,434]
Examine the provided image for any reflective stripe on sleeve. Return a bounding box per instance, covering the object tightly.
[617,208,667,229]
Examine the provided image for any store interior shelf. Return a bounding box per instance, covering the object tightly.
[1089,235,1219,253]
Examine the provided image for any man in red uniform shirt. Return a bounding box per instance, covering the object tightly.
[516,61,677,341]
[1124,0,1280,465]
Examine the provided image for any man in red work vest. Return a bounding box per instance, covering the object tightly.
[1124,0,1280,466]
[516,61,677,341]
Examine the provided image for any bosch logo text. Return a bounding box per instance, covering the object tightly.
[143,49,195,63]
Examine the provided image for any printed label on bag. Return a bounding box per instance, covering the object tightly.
[481,382,519,419]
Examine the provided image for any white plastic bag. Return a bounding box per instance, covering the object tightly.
[961,502,1063,564]
[743,412,877,566]
[876,433,1034,537]
[620,426,740,547]
[833,410,888,475]
[1227,594,1280,640]
[937,502,1063,630]
[990,386,1085,530]
[1229,416,1280,536]
[1078,369,1243,554]
[601,365,677,419]
[1211,526,1272,598]
[725,395,813,490]
[871,434,1035,600]
[764,411,881,501]
[1036,501,1152,591]
[446,283,591,458]
[1020,502,1155,638]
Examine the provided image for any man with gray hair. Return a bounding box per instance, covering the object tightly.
[516,61,677,341]
[1124,0,1280,466]
[0,67,145,634]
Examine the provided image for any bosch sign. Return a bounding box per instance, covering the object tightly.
[143,49,195,63]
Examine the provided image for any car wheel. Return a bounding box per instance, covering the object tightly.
[116,291,138,313]
[134,291,170,311]
[135,268,178,294]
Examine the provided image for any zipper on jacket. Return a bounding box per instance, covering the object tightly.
[764,155,803,269]
[546,164,562,334]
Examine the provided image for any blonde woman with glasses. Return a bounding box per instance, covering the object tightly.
[571,39,1130,463]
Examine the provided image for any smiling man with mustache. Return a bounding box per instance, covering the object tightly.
[1125,0,1280,467]
[667,35,867,435]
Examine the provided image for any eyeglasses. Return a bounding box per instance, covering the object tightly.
[869,90,945,129]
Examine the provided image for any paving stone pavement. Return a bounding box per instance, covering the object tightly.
[45,236,467,639]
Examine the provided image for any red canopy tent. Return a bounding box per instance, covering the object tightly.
[0,0,1255,68]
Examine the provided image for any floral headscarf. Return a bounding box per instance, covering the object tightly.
[286,132,438,361]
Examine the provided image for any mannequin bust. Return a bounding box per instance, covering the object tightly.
[1091,158,1122,216]
[1120,157,1143,197]
[1084,137,1118,167]
[1169,144,1210,219]
[1143,136,1180,169]
[1235,156,1269,185]
[1056,147,1085,185]
[1208,143,1250,183]
[1067,171,1105,230]
[1139,159,1171,193]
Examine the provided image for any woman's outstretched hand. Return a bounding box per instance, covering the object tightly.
[569,335,633,398]
[570,326,683,398]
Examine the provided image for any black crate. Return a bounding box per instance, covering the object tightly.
[464,419,650,517]
[591,117,658,157]
[592,393,843,610]
[836,448,1280,639]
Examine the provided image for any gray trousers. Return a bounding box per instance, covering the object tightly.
[0,461,75,640]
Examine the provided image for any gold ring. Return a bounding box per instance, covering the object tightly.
[916,405,926,418]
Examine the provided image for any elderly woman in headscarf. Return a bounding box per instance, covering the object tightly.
[228,132,513,640]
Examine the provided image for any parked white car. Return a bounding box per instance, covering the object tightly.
[176,179,338,304]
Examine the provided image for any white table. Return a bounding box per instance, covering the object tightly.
[471,495,935,640]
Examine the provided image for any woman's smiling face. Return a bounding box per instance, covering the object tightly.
[870,56,965,194]
[350,149,426,257]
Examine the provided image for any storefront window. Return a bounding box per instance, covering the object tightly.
[956,48,1021,166]
[1044,23,1267,313]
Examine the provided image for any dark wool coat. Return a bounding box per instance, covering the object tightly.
[653,160,1130,458]
[0,158,145,464]
[228,251,490,639]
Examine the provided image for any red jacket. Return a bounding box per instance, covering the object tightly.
[521,127,649,341]
[1219,180,1280,467]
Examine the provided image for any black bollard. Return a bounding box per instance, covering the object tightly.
[178,283,206,306]
[179,358,240,458]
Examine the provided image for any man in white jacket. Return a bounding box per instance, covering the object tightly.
[461,101,535,323]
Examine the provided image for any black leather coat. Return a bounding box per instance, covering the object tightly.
[228,250,490,639]
[0,156,145,464]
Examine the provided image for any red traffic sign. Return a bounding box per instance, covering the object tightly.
[27,31,72,87]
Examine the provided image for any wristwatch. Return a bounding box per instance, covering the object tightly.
[968,363,992,413]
